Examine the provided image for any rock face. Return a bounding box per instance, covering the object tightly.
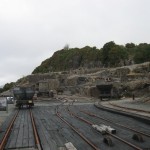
[38,79,60,92]
[16,62,150,99]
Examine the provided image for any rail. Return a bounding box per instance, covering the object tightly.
[0,110,19,150]
[0,109,42,150]
[80,110,150,138]
[56,105,100,150]
[67,106,143,150]
[30,109,42,150]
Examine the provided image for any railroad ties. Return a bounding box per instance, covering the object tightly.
[4,109,35,149]
[0,102,150,150]
[0,109,40,150]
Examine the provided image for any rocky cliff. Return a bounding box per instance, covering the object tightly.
[16,62,150,100]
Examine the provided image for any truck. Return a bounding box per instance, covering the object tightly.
[13,86,35,108]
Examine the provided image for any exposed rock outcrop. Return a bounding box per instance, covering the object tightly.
[16,62,150,99]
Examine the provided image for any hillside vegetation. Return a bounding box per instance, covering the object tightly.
[0,82,14,93]
[32,41,150,74]
[1,41,150,94]
[33,46,101,73]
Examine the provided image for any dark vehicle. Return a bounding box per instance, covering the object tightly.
[96,84,113,100]
[13,86,35,108]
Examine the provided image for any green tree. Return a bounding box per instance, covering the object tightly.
[108,45,128,66]
[0,82,14,93]
[134,43,150,63]
[125,43,136,48]
[0,88,3,93]
[101,41,116,66]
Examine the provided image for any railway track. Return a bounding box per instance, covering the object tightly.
[56,105,100,150]
[30,99,150,150]
[66,105,143,150]
[0,109,41,150]
[80,109,150,138]
[56,99,150,150]
[1,99,149,150]
[57,102,124,149]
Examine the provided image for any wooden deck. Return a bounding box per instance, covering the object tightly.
[4,109,35,149]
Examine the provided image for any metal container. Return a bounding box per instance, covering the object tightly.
[13,86,35,108]
[13,87,26,100]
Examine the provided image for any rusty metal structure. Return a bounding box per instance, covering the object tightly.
[13,86,35,108]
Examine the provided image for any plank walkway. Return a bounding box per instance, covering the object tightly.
[5,109,35,149]
[2,105,149,150]
[32,106,92,150]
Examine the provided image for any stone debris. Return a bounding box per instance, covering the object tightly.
[92,124,116,134]
[65,142,77,150]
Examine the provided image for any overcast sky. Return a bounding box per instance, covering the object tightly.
[0,0,150,86]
